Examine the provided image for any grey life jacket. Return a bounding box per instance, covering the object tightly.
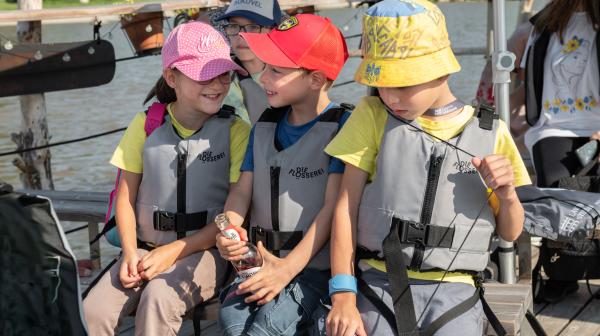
[234,58,269,124]
[357,107,499,273]
[250,104,352,270]
[525,10,600,126]
[136,107,233,246]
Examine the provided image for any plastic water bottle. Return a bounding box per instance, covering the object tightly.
[215,213,262,279]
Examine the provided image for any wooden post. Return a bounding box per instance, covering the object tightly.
[11,0,54,190]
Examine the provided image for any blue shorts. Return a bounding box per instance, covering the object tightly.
[218,268,329,336]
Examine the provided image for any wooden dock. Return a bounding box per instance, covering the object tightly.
[26,189,600,335]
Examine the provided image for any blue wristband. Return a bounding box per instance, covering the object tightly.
[328,274,358,297]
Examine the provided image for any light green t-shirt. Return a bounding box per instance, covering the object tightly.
[223,72,263,124]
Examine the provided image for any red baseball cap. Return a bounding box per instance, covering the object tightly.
[240,14,348,80]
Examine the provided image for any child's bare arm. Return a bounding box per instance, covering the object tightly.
[115,170,142,287]
[472,155,524,242]
[327,164,369,336]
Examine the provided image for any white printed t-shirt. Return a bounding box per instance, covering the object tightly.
[522,12,600,157]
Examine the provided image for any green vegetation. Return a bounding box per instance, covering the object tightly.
[0,0,154,11]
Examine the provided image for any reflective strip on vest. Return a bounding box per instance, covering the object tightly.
[136,115,232,245]
[251,111,339,270]
[357,114,497,272]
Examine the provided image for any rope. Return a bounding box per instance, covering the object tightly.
[0,127,126,157]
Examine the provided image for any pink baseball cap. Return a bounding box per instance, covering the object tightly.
[162,21,247,81]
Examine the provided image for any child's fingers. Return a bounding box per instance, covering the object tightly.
[355,323,367,336]
[237,273,263,293]
[244,288,269,304]
[257,292,277,305]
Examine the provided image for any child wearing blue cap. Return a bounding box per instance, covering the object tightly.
[218,0,284,124]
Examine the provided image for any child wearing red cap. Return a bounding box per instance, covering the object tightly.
[214,14,350,336]
[83,22,250,336]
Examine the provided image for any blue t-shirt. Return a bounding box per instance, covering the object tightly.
[240,103,350,173]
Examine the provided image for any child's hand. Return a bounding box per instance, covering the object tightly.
[119,252,142,289]
[236,241,295,305]
[472,155,517,201]
[215,227,249,261]
[326,292,367,336]
[137,243,180,281]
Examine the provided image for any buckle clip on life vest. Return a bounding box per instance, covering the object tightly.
[476,103,498,131]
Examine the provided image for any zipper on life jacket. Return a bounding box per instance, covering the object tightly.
[409,154,444,271]
[176,152,187,239]
[270,166,281,256]
[421,155,443,225]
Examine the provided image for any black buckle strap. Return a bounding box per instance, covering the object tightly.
[476,103,499,131]
[250,226,303,251]
[383,219,419,334]
[396,218,455,248]
[153,210,207,233]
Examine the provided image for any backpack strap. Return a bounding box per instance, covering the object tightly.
[144,102,167,136]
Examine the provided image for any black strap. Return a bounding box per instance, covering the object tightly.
[422,287,482,336]
[218,104,235,118]
[383,219,419,334]
[153,210,208,233]
[479,287,507,336]
[525,309,548,336]
[270,166,281,256]
[81,254,119,299]
[250,226,303,251]
[90,216,116,245]
[476,103,499,131]
[396,219,455,248]
[176,152,187,240]
[357,271,400,335]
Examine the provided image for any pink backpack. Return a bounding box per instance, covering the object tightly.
[93,102,167,247]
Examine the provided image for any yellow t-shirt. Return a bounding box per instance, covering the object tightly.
[325,96,532,285]
[110,103,250,183]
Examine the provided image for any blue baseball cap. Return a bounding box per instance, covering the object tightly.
[217,0,282,27]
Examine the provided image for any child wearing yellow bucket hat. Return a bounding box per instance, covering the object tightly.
[322,0,532,335]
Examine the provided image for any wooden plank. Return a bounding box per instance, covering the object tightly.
[534,282,600,336]
[483,283,532,335]
[559,295,600,336]
[0,0,353,22]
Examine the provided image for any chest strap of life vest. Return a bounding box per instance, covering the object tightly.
[251,104,354,256]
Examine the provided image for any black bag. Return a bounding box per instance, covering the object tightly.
[527,164,600,302]
[0,181,87,336]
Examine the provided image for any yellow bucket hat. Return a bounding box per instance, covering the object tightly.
[355,0,461,88]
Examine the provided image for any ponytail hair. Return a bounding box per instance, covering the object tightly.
[143,76,177,105]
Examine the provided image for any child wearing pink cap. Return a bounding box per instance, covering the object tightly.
[83,22,250,336]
